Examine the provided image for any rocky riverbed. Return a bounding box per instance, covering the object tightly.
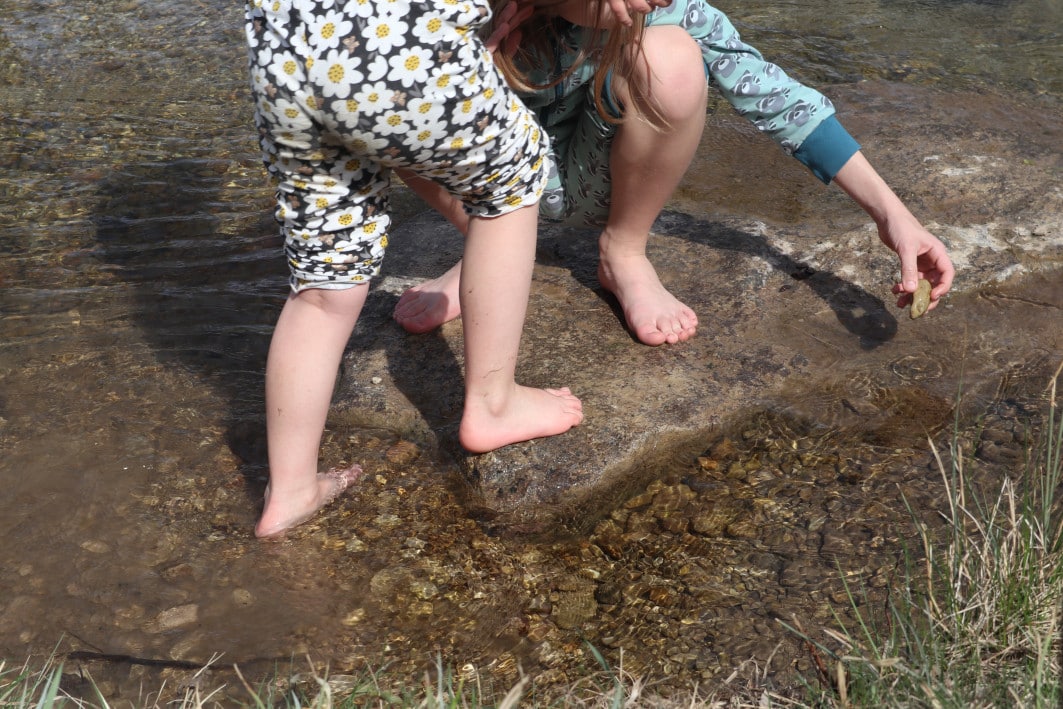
[38,344,1055,703]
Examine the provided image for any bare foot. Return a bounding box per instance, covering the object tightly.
[459,385,583,454]
[393,262,462,334]
[597,249,698,346]
[254,464,363,539]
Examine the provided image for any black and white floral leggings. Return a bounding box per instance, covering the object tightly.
[245,0,549,291]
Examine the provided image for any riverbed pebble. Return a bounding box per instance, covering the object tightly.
[146,604,199,633]
[231,588,254,607]
[80,540,111,554]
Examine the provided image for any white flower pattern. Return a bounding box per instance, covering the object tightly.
[387,46,435,88]
[308,10,354,51]
[364,16,410,54]
[313,48,365,98]
[245,0,549,290]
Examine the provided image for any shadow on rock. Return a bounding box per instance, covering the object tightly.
[342,289,467,442]
[555,211,898,350]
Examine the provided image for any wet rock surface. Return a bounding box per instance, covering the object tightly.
[0,90,1058,700]
[337,82,1062,532]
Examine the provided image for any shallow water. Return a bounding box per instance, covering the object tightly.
[1,0,1060,701]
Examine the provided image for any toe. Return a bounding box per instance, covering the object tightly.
[322,464,363,504]
[636,325,669,346]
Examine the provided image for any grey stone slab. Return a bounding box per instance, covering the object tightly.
[334,81,1063,533]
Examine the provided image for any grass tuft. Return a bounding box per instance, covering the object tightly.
[800,361,1063,708]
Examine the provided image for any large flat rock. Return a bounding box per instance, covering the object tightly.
[335,81,1062,533]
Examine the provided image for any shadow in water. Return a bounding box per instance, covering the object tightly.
[88,152,898,526]
[664,210,898,349]
[91,161,471,495]
[92,158,285,492]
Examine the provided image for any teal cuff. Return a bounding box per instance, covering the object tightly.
[793,116,861,184]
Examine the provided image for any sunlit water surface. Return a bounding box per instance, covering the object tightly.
[0,0,1060,701]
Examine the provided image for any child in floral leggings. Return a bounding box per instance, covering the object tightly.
[393,0,955,345]
[245,0,583,537]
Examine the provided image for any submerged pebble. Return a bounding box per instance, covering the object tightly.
[146,604,199,634]
[80,540,111,554]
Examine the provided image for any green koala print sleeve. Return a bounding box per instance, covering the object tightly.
[648,0,860,182]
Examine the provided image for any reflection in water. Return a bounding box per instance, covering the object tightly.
[0,0,1060,701]
[722,0,1062,96]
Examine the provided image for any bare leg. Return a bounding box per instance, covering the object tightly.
[256,286,368,538]
[393,27,707,345]
[457,205,583,453]
[597,25,706,345]
[392,170,468,333]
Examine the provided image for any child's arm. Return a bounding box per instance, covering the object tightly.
[833,151,955,312]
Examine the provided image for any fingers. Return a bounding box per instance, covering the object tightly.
[511,1,534,24]
[893,242,921,295]
[486,0,533,54]
[913,242,954,300]
[504,3,534,53]
[891,241,955,314]
[925,246,955,300]
[603,0,671,27]
[886,230,955,317]
[604,0,635,26]
[496,0,533,28]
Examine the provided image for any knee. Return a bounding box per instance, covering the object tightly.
[633,26,707,123]
[290,283,369,317]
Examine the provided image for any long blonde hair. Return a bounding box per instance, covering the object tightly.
[489,0,667,129]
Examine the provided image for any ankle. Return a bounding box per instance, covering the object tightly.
[264,475,318,505]
[463,383,517,420]
[598,229,649,262]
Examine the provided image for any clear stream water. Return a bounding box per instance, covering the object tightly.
[0,0,1060,702]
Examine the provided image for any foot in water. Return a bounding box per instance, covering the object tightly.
[393,262,462,333]
[254,464,363,539]
[459,385,584,454]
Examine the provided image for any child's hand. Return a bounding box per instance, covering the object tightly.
[833,151,955,316]
[604,0,673,27]
[879,213,955,314]
[486,0,534,56]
